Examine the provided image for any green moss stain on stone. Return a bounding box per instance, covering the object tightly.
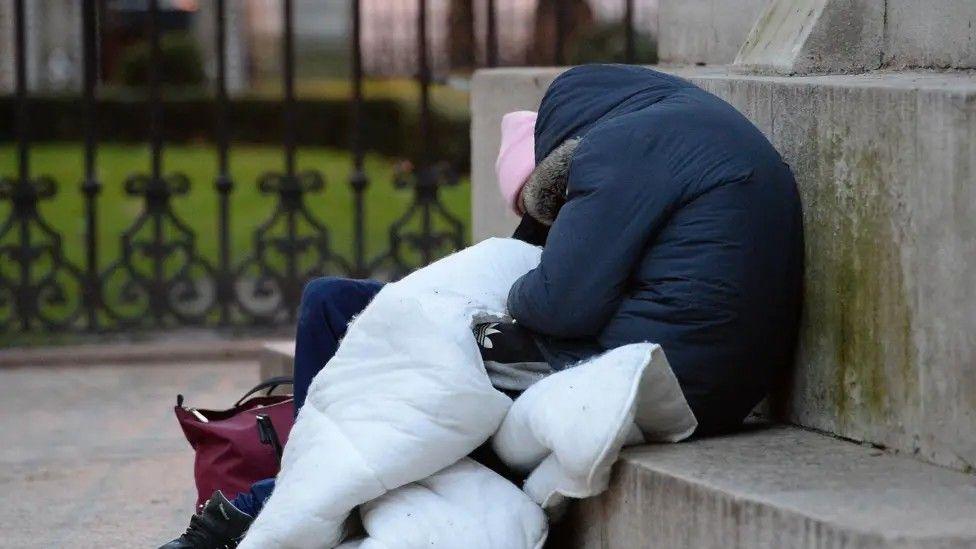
[803,132,915,425]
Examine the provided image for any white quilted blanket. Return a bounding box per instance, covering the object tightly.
[239,238,696,549]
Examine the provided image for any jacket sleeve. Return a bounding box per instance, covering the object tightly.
[507,126,679,339]
[511,214,550,246]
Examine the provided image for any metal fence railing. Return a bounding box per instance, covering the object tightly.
[0,0,643,334]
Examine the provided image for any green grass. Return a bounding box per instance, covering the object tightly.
[0,142,470,282]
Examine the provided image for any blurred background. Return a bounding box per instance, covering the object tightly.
[0,0,659,346]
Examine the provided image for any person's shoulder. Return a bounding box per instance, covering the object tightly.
[575,107,682,159]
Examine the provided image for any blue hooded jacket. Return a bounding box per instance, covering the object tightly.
[508,65,804,434]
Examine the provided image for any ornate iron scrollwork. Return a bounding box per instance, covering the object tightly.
[368,160,466,279]
[100,172,217,326]
[1,0,484,336]
[0,176,85,331]
[234,170,351,323]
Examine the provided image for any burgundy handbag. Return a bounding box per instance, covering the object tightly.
[175,376,295,507]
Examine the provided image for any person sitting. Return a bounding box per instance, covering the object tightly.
[506,65,803,436]
[161,63,803,549]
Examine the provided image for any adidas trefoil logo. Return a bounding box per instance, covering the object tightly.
[477,323,502,349]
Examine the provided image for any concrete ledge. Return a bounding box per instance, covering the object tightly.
[553,425,976,548]
[472,66,976,473]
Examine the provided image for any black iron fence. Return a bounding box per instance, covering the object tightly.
[1,0,644,335]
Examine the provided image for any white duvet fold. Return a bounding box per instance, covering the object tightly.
[240,238,696,549]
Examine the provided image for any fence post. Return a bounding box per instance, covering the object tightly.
[13,0,31,330]
[417,0,435,265]
[147,0,167,323]
[281,0,301,316]
[81,0,102,331]
[214,0,234,325]
[350,0,369,277]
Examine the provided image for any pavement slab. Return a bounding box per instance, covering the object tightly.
[0,360,259,548]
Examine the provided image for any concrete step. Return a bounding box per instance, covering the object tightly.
[552,425,976,548]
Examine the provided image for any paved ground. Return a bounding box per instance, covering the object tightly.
[0,360,259,548]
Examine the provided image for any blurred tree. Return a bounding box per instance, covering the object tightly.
[528,0,594,65]
[448,0,476,72]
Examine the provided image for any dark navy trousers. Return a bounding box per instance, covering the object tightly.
[232,277,384,516]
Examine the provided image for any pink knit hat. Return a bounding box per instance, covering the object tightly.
[495,110,537,215]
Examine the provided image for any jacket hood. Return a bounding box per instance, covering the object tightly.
[534,64,692,162]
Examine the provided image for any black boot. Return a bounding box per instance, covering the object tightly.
[159,491,253,549]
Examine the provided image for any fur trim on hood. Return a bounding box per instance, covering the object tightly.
[521,138,580,226]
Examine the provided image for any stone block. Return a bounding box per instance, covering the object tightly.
[552,426,976,548]
[658,0,772,65]
[882,0,976,69]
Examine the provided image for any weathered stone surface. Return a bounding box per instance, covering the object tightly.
[658,0,772,65]
[470,67,976,472]
[552,425,976,548]
[259,340,295,381]
[883,0,976,69]
[734,0,884,75]
[734,0,976,74]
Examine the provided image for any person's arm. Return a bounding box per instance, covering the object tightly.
[507,126,678,339]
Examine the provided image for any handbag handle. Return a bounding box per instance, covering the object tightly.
[234,376,294,407]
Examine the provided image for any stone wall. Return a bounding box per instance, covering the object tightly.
[883,0,976,69]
